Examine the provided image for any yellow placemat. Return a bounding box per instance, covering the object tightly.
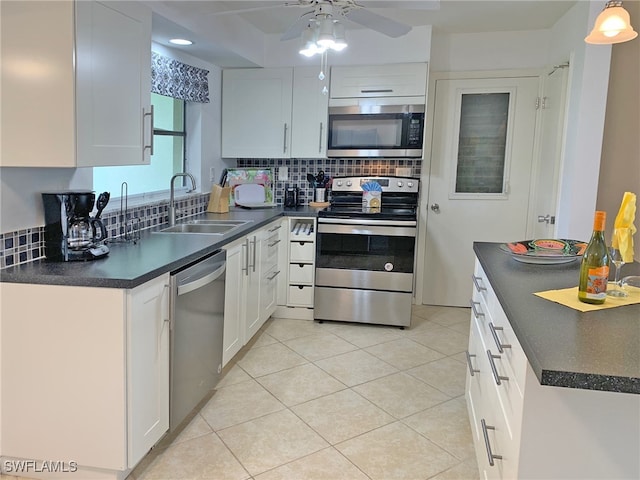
[534,286,640,312]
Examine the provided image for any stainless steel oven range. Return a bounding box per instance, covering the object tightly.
[314,176,419,328]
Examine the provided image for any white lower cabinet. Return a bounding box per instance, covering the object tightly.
[223,219,285,367]
[466,257,640,479]
[287,218,316,307]
[0,274,170,475]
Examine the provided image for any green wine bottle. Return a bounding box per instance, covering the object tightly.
[578,211,610,304]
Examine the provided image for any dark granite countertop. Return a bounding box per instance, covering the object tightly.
[0,206,322,289]
[474,242,640,395]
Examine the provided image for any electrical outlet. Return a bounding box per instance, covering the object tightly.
[278,166,289,181]
[395,167,412,177]
[210,167,216,183]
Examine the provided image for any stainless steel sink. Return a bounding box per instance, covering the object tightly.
[155,220,250,235]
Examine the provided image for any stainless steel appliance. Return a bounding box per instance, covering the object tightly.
[314,176,419,327]
[170,250,226,430]
[42,191,110,261]
[327,103,425,158]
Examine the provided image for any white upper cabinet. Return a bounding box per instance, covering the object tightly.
[222,66,329,159]
[222,68,293,158]
[0,0,152,167]
[291,66,329,158]
[330,63,428,99]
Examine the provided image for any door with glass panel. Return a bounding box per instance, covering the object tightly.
[423,76,540,306]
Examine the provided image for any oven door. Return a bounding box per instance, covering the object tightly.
[314,218,416,326]
[315,219,416,292]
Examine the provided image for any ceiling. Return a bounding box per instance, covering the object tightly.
[147,0,578,66]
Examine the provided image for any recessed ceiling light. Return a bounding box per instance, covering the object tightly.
[169,38,194,46]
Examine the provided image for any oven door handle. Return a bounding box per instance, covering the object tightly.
[318,223,416,237]
[318,218,416,227]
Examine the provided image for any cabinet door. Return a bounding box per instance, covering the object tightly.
[76,1,152,167]
[0,1,76,167]
[223,240,245,366]
[330,63,428,99]
[222,68,293,158]
[245,233,263,339]
[127,274,170,468]
[291,66,329,158]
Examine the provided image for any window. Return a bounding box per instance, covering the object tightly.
[454,92,509,195]
[93,93,186,197]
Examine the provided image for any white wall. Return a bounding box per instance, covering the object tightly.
[552,1,612,241]
[430,29,550,71]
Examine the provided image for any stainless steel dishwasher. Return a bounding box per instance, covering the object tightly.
[169,249,226,430]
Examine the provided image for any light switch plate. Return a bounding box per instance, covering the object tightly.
[278,166,289,181]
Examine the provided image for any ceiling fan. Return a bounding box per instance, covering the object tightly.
[212,1,438,41]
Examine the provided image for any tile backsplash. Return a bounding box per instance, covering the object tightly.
[237,157,422,205]
[0,194,210,269]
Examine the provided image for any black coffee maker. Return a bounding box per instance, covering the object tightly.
[42,191,110,261]
[284,186,300,208]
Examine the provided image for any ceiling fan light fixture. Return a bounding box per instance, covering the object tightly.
[331,21,348,51]
[585,1,638,44]
[316,17,336,48]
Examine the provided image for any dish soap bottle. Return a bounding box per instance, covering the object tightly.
[578,211,610,304]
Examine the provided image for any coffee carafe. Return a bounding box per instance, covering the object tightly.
[42,191,110,261]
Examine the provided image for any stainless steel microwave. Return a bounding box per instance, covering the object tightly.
[327,104,425,158]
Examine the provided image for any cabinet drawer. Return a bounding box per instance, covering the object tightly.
[290,241,314,262]
[289,263,314,284]
[288,285,314,306]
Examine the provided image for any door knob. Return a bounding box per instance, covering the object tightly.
[430,203,440,213]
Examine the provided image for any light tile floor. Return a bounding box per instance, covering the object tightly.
[128,304,479,480]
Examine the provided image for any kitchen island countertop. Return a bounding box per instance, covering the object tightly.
[474,242,639,394]
[0,206,321,289]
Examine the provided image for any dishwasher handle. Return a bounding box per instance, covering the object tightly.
[177,262,226,296]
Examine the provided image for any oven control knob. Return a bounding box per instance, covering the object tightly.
[397,181,404,187]
[346,180,352,187]
[408,181,414,188]
[336,180,343,187]
[384,262,394,272]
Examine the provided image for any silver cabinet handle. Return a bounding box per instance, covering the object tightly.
[267,270,281,281]
[465,351,479,376]
[143,105,154,158]
[481,419,502,466]
[487,350,509,385]
[318,122,324,153]
[268,239,281,248]
[470,300,485,320]
[242,239,249,275]
[283,123,288,154]
[489,323,511,353]
[268,224,282,232]
[361,89,393,93]
[471,274,487,292]
[251,236,257,272]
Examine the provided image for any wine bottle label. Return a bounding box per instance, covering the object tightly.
[584,265,609,300]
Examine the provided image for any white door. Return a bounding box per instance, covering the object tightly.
[527,65,569,239]
[422,76,540,307]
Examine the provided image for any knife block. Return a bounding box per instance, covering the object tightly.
[207,185,231,213]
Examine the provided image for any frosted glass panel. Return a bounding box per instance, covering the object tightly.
[455,93,509,194]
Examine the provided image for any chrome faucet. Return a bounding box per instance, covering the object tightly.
[169,173,197,226]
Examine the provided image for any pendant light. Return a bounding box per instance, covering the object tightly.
[585,1,638,44]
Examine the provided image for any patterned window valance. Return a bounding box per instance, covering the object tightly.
[151,52,210,103]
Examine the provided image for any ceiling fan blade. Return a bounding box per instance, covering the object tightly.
[344,7,412,37]
[280,11,315,41]
[357,1,440,11]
